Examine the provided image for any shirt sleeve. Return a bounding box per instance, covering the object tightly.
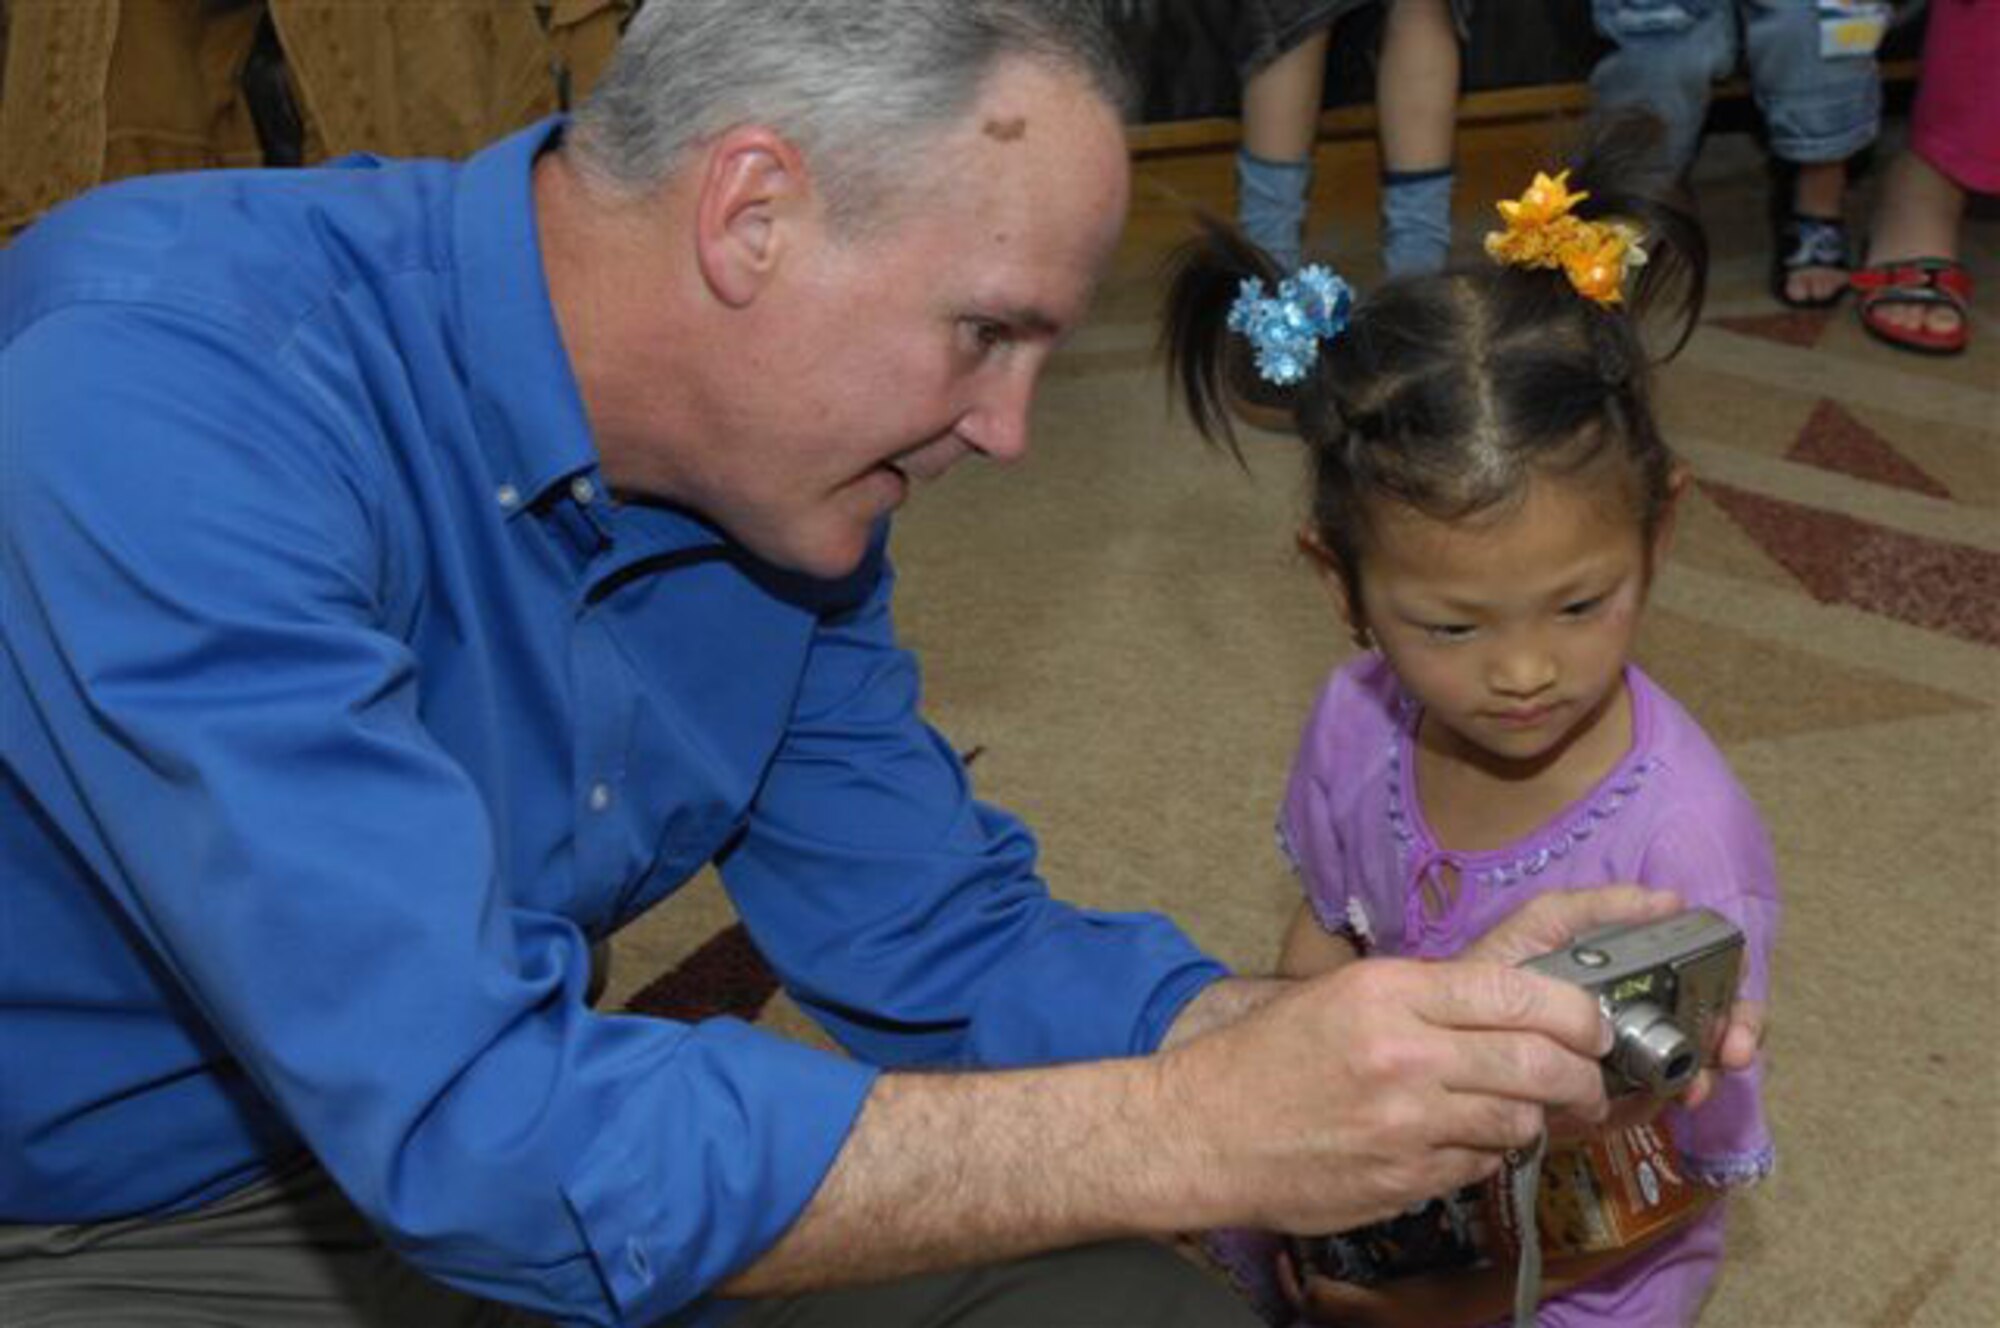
[1638,794,1782,1188]
[1276,664,1373,948]
[2,305,875,1325]
[717,543,1229,1071]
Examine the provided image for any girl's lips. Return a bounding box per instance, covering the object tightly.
[1492,704,1556,728]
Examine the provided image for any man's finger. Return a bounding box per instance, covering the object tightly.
[1412,961,1613,1059]
[1463,885,1683,968]
[1403,1139,1513,1201]
[1435,1083,1561,1152]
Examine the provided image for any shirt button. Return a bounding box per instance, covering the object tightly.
[588,782,612,813]
[570,476,597,505]
[495,483,521,510]
[625,1237,653,1286]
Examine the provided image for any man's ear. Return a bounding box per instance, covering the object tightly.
[693,126,809,308]
[1296,528,1371,649]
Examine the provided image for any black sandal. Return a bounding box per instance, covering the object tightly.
[1772,213,1852,309]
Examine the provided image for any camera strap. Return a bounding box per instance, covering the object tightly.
[1506,1129,1548,1327]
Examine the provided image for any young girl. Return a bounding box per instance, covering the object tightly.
[1164,118,1779,1327]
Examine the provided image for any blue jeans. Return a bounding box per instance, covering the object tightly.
[1590,0,1881,175]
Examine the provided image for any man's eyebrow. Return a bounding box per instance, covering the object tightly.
[987,304,1065,338]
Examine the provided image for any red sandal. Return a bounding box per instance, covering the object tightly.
[1852,258,1972,356]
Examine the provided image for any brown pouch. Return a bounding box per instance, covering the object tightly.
[1485,1121,1705,1259]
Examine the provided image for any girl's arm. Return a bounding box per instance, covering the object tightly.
[1284,1189,1719,1328]
[1278,899,1363,977]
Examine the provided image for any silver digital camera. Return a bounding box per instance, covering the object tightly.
[1522,906,1745,1099]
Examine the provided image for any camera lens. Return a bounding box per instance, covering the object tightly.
[1606,1000,1697,1096]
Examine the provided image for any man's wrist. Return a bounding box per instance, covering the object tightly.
[1158,974,1294,1050]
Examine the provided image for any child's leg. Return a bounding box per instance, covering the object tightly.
[1904,0,2000,199]
[1238,25,1333,272]
[1376,0,1460,276]
[1587,0,1737,178]
[1861,0,1997,342]
[1776,157,1852,305]
[1742,0,1881,305]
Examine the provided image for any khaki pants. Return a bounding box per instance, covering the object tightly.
[0,1154,1263,1327]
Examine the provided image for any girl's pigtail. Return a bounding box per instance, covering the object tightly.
[1566,110,1710,360]
[1160,213,1287,465]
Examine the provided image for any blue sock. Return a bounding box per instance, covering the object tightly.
[1381,167,1454,277]
[1237,148,1311,272]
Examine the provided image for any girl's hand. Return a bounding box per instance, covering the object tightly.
[1276,1245,1385,1327]
[1679,997,1767,1111]
[1291,1274,1414,1328]
[1277,1248,1491,1328]
[1716,997,1767,1071]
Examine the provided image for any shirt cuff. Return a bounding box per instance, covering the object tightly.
[964,911,1231,1065]
[560,1018,877,1323]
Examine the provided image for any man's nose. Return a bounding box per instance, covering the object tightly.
[957,366,1036,464]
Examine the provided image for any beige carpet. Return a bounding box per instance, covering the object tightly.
[608,120,1999,1327]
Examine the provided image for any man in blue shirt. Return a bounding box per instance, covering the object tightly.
[0,3,1721,1325]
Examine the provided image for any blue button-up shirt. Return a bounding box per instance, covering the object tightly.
[0,120,1227,1324]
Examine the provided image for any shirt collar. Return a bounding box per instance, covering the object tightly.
[451,116,598,513]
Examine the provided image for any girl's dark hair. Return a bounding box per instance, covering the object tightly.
[1162,112,1707,612]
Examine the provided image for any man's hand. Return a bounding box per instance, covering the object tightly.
[1461,885,1683,967]
[1152,954,1614,1237]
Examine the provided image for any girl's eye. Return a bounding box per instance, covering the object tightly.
[1560,595,1606,619]
[1423,623,1476,643]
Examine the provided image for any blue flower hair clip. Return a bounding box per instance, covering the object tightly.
[1226,264,1354,386]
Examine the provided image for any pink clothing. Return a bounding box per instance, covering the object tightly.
[1910,0,2000,193]
[1275,655,1779,1326]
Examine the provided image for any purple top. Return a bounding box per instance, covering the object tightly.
[1276,655,1779,1326]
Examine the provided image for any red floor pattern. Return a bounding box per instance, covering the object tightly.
[1698,479,2000,648]
[1786,399,1952,499]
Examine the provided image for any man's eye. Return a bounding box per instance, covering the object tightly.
[965,319,1008,352]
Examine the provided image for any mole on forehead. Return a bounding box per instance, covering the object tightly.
[983,116,1028,142]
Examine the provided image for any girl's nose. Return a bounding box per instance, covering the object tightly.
[1488,639,1557,697]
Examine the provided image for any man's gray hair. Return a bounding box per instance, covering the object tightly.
[566,1,1135,224]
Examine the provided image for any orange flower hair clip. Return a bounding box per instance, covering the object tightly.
[1483,169,1647,306]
